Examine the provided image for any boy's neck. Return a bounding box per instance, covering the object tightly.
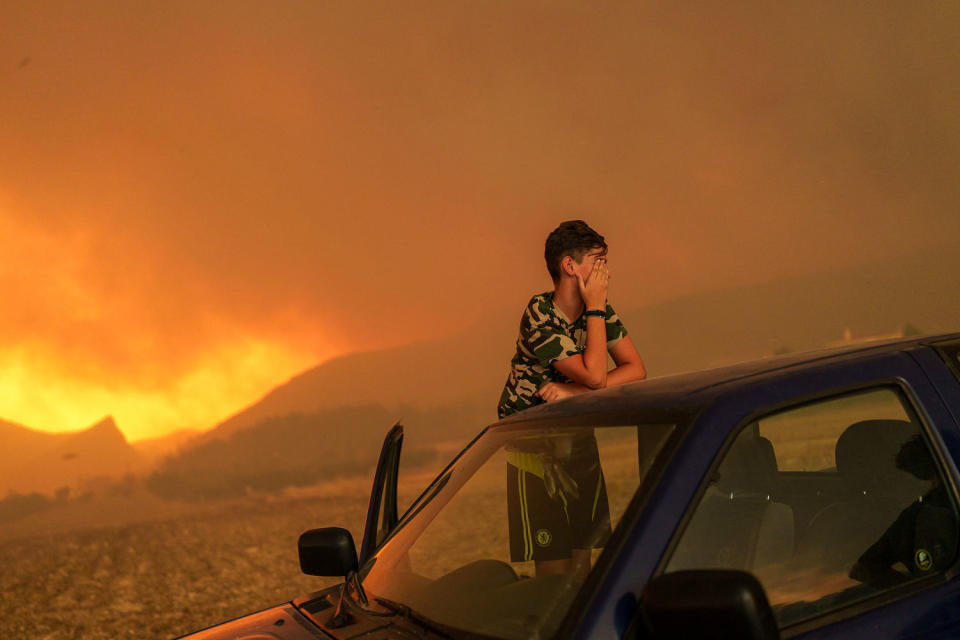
[553,280,584,322]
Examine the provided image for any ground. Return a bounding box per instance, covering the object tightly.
[0,485,372,639]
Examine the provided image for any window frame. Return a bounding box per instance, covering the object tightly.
[551,407,698,638]
[932,340,960,385]
[655,377,960,638]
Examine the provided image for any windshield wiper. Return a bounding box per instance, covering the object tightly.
[374,597,454,639]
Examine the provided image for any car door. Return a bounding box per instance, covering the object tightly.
[358,422,404,565]
[652,351,960,639]
[913,339,960,454]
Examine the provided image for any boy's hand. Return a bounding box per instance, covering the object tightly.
[576,259,609,310]
[536,382,582,403]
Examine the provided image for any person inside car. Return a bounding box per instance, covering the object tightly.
[850,434,954,588]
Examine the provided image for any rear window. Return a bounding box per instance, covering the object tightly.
[760,388,909,472]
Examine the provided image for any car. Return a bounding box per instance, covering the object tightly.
[177,333,960,639]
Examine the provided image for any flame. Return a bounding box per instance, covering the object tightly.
[0,200,346,441]
[0,337,326,441]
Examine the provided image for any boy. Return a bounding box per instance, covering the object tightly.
[498,220,646,576]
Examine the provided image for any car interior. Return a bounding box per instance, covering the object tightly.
[668,415,959,627]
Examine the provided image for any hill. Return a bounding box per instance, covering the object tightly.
[621,246,960,375]
[130,428,201,460]
[194,311,518,445]
[146,404,453,501]
[0,418,66,463]
[622,242,960,376]
[0,416,143,496]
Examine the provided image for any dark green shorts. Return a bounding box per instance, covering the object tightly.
[506,442,612,563]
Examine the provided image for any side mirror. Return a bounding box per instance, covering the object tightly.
[635,570,779,640]
[298,527,359,577]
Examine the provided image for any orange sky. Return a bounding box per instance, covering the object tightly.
[2,2,959,440]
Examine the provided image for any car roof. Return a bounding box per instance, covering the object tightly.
[493,332,960,427]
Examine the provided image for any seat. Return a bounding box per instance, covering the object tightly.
[794,419,927,572]
[669,433,794,576]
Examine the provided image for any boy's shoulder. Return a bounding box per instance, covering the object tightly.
[521,291,561,328]
[524,291,555,315]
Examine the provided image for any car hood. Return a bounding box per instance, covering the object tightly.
[175,604,331,640]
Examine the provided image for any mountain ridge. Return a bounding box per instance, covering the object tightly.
[195,242,960,448]
[0,415,143,495]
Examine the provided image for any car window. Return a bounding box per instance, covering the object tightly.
[362,423,675,640]
[665,386,959,629]
[761,388,909,472]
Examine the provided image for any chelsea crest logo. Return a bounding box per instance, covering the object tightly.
[535,529,552,547]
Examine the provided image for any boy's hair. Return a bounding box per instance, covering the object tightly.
[544,220,607,282]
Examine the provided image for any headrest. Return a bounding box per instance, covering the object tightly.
[835,419,918,493]
[716,435,778,496]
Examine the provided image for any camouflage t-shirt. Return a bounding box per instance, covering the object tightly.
[497,292,628,418]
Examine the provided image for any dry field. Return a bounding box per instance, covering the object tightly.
[0,481,377,640]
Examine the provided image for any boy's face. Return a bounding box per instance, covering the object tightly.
[570,246,608,282]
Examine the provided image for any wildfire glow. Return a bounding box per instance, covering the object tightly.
[0,338,327,441]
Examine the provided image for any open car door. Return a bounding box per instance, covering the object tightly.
[358,422,403,565]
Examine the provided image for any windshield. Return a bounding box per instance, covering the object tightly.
[360,422,675,639]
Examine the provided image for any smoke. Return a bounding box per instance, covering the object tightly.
[1,1,958,436]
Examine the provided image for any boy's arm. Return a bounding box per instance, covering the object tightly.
[537,336,645,402]
[551,314,608,389]
[606,336,646,386]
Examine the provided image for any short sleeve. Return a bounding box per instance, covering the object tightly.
[520,296,581,367]
[528,327,581,367]
[604,303,628,348]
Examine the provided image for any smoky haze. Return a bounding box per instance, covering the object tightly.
[4,6,960,638]
[1,2,959,438]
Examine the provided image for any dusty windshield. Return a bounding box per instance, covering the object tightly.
[361,423,675,639]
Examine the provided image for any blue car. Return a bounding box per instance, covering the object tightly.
[179,333,960,639]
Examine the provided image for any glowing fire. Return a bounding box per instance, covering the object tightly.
[0,338,324,441]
